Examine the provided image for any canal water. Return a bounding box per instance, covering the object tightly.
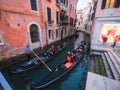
[1,32,89,90]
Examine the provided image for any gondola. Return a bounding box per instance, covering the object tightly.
[31,47,85,90]
[8,43,67,75]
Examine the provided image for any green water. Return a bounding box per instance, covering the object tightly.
[1,33,89,90]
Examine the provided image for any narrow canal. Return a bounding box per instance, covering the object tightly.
[1,32,89,90]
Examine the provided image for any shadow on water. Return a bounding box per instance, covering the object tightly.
[1,33,89,90]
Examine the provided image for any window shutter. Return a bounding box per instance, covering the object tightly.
[101,0,106,9]
[114,0,120,8]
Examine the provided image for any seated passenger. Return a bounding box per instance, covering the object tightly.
[64,51,73,68]
[74,51,80,60]
[66,51,72,62]
[56,45,61,52]
[43,52,49,59]
[78,48,83,52]
[71,52,75,62]
[47,45,55,55]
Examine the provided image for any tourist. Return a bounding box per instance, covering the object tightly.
[47,45,55,55]
[66,51,72,63]
[111,36,119,48]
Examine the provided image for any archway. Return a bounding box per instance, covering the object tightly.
[28,23,41,49]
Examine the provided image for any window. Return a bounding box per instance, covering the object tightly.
[48,30,53,40]
[47,7,52,24]
[30,24,39,43]
[66,16,68,21]
[70,17,73,25]
[61,0,64,3]
[64,0,65,5]
[56,12,59,24]
[56,29,59,38]
[56,0,59,4]
[66,0,68,6]
[101,0,120,9]
[30,0,37,11]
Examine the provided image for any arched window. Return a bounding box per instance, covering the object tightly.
[30,24,39,43]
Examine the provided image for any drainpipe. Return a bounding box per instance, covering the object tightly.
[45,22,48,45]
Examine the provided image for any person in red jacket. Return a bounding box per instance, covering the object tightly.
[66,51,72,62]
[111,36,119,48]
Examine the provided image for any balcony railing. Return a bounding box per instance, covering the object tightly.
[47,20,54,25]
[59,20,69,26]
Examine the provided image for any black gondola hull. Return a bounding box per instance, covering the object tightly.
[31,51,85,90]
[8,43,67,75]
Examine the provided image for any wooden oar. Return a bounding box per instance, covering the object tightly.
[32,51,52,72]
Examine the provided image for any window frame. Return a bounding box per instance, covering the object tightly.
[48,30,53,40]
[47,7,52,24]
[30,24,40,43]
[30,0,38,11]
[56,11,59,24]
[56,29,60,38]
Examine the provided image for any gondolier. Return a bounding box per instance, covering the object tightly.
[24,45,31,62]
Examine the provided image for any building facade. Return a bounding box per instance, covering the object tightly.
[91,0,120,46]
[76,0,97,33]
[0,0,77,59]
[76,9,84,30]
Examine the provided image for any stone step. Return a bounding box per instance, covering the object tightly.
[85,72,120,90]
[91,44,111,51]
[101,53,113,79]
[110,50,120,65]
[112,47,120,59]
[104,52,120,80]
[107,51,120,76]
[97,55,106,76]
[89,55,95,72]
[94,55,100,74]
[89,54,106,76]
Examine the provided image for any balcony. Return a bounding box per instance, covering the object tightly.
[47,20,54,25]
[59,3,68,12]
[59,20,68,26]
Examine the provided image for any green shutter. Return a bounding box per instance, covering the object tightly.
[101,0,106,9]
[114,0,120,8]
